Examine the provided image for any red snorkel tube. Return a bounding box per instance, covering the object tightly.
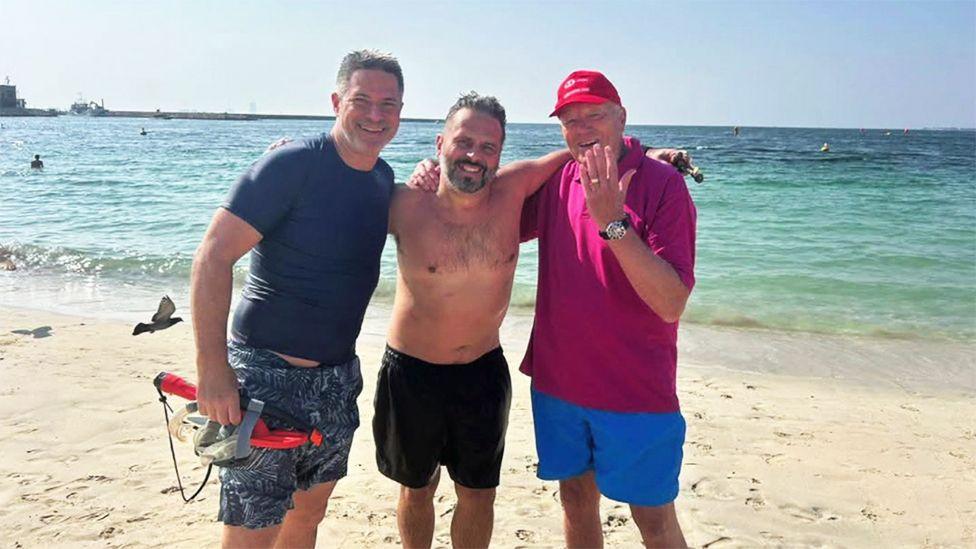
[153,372,323,502]
[153,372,324,449]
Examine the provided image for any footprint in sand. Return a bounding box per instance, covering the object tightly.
[690,478,740,501]
[701,536,734,548]
[745,494,766,510]
[779,503,840,523]
[688,440,714,455]
[860,507,881,522]
[603,513,629,529]
[514,529,537,543]
[11,472,53,486]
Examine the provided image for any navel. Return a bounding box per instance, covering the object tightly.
[428,265,437,273]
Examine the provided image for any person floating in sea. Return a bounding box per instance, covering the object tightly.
[820,143,830,152]
[30,154,43,169]
[140,128,148,136]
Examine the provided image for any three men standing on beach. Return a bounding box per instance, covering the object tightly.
[191,49,695,548]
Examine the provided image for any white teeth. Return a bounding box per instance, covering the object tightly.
[460,164,481,173]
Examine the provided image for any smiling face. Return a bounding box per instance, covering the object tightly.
[557,101,627,162]
[436,108,503,194]
[331,69,403,164]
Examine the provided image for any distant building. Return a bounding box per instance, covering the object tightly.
[0,84,27,109]
[1,80,56,117]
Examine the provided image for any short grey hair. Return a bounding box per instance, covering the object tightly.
[335,49,404,95]
[445,92,507,143]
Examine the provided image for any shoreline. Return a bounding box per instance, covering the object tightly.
[1,305,972,546]
[3,298,973,396]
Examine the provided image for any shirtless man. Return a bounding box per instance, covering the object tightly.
[373,92,566,549]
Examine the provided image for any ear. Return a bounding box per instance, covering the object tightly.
[619,106,627,126]
[435,133,444,156]
[331,92,341,115]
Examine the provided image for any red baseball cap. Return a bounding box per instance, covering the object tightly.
[550,70,622,117]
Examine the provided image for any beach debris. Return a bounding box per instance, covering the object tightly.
[132,295,183,335]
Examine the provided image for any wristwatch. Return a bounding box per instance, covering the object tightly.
[599,214,630,241]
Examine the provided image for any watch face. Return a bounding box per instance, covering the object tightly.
[607,221,626,240]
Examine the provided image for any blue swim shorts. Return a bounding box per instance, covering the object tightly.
[531,388,685,507]
[217,341,363,530]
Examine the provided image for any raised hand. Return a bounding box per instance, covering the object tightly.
[265,137,293,153]
[405,158,440,192]
[646,147,704,183]
[579,144,636,229]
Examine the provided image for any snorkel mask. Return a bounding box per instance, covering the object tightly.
[153,372,323,501]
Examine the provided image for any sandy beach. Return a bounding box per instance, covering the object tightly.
[0,304,973,547]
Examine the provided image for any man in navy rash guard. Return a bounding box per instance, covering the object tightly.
[190,49,403,548]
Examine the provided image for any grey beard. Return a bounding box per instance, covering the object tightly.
[442,157,496,194]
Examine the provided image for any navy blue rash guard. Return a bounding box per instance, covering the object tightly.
[222,134,394,365]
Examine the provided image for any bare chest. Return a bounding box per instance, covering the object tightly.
[396,210,520,275]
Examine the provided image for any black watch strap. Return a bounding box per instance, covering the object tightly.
[598,214,631,239]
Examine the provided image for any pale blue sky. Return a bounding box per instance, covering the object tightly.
[2,0,974,128]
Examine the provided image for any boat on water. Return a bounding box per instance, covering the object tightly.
[70,95,108,116]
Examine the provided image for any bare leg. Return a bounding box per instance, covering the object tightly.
[559,472,603,549]
[222,524,280,549]
[398,469,441,549]
[630,502,686,548]
[273,480,337,549]
[451,484,495,548]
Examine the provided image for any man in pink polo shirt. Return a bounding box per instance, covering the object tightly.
[520,70,697,547]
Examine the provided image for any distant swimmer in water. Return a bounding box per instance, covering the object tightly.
[820,143,830,152]
[140,127,148,136]
[30,154,44,169]
[732,126,740,136]
[903,128,909,135]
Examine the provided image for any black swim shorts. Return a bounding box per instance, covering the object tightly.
[373,345,512,489]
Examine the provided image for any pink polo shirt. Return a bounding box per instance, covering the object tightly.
[519,136,697,413]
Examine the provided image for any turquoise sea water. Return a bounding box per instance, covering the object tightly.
[1,117,974,341]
